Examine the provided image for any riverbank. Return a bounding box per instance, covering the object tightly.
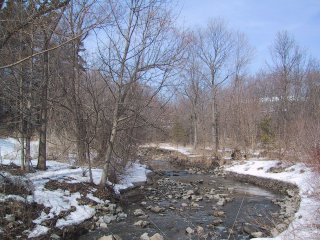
[225,160,320,240]
[0,160,150,239]
[0,138,151,239]
[153,143,320,239]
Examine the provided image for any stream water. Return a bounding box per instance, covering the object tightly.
[80,159,283,240]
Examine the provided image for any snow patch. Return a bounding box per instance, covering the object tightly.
[55,204,95,228]
[226,159,320,240]
[114,162,151,194]
[28,225,49,238]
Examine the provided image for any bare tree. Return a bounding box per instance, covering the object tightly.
[269,30,306,152]
[59,0,101,164]
[180,33,204,149]
[229,32,254,148]
[97,0,186,187]
[0,0,70,51]
[37,8,67,170]
[197,19,234,153]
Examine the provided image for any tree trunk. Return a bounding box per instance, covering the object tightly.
[211,87,219,153]
[19,72,25,170]
[37,46,49,170]
[193,112,198,150]
[20,136,25,170]
[25,134,31,171]
[25,24,34,172]
[99,105,119,187]
[75,113,87,163]
[214,99,219,153]
[19,25,25,170]
[87,142,93,183]
[94,127,109,162]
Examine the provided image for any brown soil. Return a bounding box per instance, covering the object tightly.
[0,163,26,176]
[0,200,45,240]
[0,172,32,196]
[45,180,93,194]
[93,187,111,201]
[44,179,111,201]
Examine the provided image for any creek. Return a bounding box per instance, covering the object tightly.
[80,159,284,240]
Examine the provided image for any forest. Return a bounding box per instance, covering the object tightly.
[1,0,319,178]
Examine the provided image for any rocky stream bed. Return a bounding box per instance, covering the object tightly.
[79,154,300,240]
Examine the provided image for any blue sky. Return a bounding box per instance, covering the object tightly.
[175,0,320,73]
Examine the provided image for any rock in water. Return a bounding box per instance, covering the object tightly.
[251,232,263,238]
[140,233,150,240]
[99,222,108,229]
[271,228,279,237]
[150,206,165,213]
[103,214,116,223]
[116,212,127,221]
[213,210,225,217]
[212,219,223,226]
[217,198,225,206]
[134,209,146,216]
[196,226,204,235]
[150,233,164,240]
[98,235,122,240]
[134,220,150,228]
[197,179,204,184]
[186,227,194,234]
[186,190,194,196]
[243,224,259,235]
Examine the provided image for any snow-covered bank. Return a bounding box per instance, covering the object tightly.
[226,160,320,240]
[144,143,320,239]
[0,138,150,238]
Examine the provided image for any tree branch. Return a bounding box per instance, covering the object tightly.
[0,27,91,69]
